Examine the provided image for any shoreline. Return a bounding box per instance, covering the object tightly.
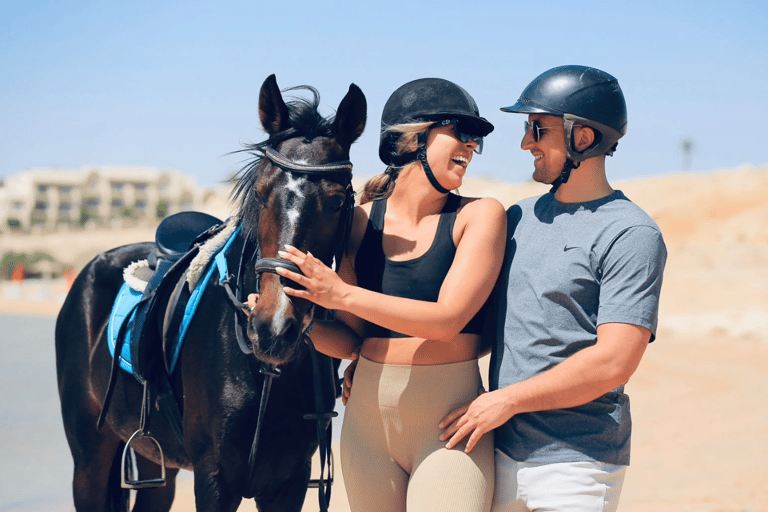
[0,279,67,318]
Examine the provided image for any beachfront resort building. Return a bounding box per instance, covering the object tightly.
[0,166,205,232]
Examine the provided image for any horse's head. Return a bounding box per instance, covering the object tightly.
[232,75,366,365]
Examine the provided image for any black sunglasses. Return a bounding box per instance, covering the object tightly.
[524,120,563,142]
[436,119,484,154]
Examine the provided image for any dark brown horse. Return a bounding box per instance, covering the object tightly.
[55,74,366,511]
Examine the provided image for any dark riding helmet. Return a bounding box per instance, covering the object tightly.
[379,78,495,165]
[501,65,627,162]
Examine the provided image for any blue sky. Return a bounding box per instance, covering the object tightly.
[2,0,767,188]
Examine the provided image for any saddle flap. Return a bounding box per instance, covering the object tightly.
[163,269,191,374]
[130,245,201,382]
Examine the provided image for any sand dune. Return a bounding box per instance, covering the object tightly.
[3,165,766,511]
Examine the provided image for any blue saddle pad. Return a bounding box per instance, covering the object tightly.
[107,225,241,375]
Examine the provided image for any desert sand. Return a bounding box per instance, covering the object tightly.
[3,165,766,511]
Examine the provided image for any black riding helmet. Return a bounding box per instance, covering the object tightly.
[502,65,627,191]
[378,78,494,193]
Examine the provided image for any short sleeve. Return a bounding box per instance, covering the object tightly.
[597,226,667,342]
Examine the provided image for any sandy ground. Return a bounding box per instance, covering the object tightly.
[3,165,767,511]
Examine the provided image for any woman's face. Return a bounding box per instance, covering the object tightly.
[425,123,478,190]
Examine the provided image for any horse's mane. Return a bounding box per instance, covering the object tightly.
[231,86,333,240]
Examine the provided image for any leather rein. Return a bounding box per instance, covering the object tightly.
[221,146,354,509]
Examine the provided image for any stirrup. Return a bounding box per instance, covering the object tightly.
[120,382,167,489]
[121,429,167,489]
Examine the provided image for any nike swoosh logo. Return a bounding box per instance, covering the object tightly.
[563,246,578,251]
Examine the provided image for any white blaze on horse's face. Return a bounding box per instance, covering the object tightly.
[271,171,308,335]
[284,173,306,229]
[272,291,292,336]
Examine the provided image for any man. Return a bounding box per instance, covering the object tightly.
[440,65,667,512]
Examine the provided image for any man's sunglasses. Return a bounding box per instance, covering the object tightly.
[524,120,563,142]
[436,119,484,154]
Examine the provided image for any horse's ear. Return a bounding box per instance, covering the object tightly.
[333,84,367,147]
[259,74,291,135]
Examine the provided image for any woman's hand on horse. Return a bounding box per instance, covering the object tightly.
[276,245,349,310]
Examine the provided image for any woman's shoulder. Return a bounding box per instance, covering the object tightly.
[353,202,374,226]
[347,203,373,257]
[452,195,506,246]
[456,195,506,220]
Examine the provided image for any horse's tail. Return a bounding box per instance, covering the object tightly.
[107,441,131,512]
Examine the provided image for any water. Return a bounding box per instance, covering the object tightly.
[0,314,72,511]
[0,313,347,511]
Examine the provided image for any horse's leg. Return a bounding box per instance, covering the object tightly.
[254,461,312,512]
[58,308,129,511]
[191,461,243,512]
[131,456,179,512]
[61,361,130,512]
[69,433,127,511]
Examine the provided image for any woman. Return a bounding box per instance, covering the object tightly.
[274,78,506,512]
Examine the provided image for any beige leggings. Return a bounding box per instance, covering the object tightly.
[340,357,494,512]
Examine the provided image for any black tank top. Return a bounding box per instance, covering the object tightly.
[355,193,486,338]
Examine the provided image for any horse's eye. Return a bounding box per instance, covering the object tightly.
[328,197,345,213]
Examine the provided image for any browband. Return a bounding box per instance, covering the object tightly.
[265,147,353,174]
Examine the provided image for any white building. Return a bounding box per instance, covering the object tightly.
[0,166,204,232]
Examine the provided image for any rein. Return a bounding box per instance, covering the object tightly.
[220,146,352,510]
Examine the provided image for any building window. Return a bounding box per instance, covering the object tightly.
[35,201,48,210]
[111,182,124,191]
[38,185,48,193]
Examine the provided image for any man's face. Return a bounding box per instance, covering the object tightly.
[520,114,567,185]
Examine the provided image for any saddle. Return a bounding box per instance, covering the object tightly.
[107,211,233,382]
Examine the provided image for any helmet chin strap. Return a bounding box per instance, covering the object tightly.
[416,132,451,194]
[549,159,580,194]
[550,119,583,193]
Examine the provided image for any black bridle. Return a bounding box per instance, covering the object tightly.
[222,146,354,510]
[225,146,355,352]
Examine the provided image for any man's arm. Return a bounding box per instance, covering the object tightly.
[439,322,650,452]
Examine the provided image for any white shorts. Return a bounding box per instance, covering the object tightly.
[492,449,626,512]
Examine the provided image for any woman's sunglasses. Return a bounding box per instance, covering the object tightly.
[436,119,484,154]
[524,120,563,142]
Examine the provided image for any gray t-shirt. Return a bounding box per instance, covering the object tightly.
[489,190,666,465]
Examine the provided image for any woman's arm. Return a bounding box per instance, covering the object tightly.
[309,320,361,360]
[305,247,366,359]
[306,206,368,359]
[277,197,507,342]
